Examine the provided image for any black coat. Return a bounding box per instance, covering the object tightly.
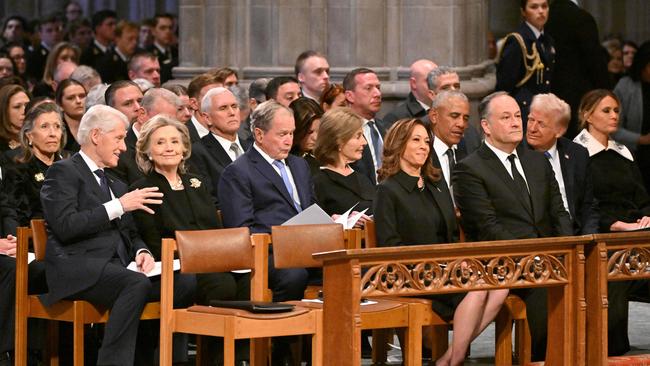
[374,170,457,247]
[381,92,428,131]
[95,49,129,83]
[350,118,386,186]
[313,168,375,216]
[130,171,221,259]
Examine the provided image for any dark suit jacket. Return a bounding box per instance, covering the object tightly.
[40,153,149,306]
[187,134,252,204]
[313,169,375,216]
[109,128,142,185]
[95,49,129,83]
[453,143,572,241]
[130,171,221,259]
[26,44,48,81]
[555,137,599,234]
[218,147,315,233]
[381,92,428,131]
[374,170,457,247]
[186,120,202,143]
[496,22,555,124]
[80,41,108,70]
[351,118,386,185]
[545,0,610,137]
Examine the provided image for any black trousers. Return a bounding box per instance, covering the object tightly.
[268,254,308,302]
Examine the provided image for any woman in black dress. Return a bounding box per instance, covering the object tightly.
[130,115,248,304]
[374,118,507,366]
[289,97,322,176]
[313,107,374,223]
[0,84,29,157]
[573,89,650,355]
[5,102,67,227]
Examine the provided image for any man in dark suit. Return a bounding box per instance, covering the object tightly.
[294,50,330,103]
[95,20,138,83]
[190,87,251,203]
[39,105,167,365]
[545,0,610,138]
[382,59,437,128]
[26,14,63,80]
[428,90,471,191]
[128,51,161,88]
[344,68,385,185]
[218,100,312,302]
[146,14,178,84]
[453,92,572,362]
[526,92,599,235]
[496,0,555,130]
[80,10,117,70]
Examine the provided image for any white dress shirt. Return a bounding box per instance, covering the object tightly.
[484,141,529,190]
[213,133,244,161]
[191,115,210,138]
[79,150,124,220]
[545,143,570,214]
[433,137,456,188]
[362,118,383,177]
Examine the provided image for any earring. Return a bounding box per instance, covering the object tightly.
[148,155,153,161]
[28,140,32,146]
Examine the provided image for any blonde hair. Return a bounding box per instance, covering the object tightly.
[314,107,362,166]
[135,115,191,174]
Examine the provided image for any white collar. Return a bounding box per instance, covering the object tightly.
[484,140,519,164]
[94,38,109,53]
[115,47,129,62]
[301,88,320,102]
[433,135,455,158]
[573,129,634,161]
[525,21,544,39]
[253,143,283,166]
[154,41,168,54]
[416,98,430,112]
[79,149,102,172]
[212,132,241,152]
[191,115,210,137]
[546,142,558,159]
[132,125,140,139]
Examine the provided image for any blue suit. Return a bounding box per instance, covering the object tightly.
[218,146,313,301]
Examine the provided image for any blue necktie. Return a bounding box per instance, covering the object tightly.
[94,169,112,202]
[544,151,552,159]
[368,120,383,168]
[272,160,302,212]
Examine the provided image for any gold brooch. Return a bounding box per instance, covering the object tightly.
[34,173,45,182]
[189,178,201,188]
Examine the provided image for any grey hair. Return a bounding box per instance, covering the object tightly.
[426,66,456,91]
[132,78,155,93]
[135,115,191,174]
[478,91,510,121]
[85,83,109,110]
[142,87,181,115]
[77,105,129,145]
[431,90,469,109]
[71,65,101,89]
[250,100,293,133]
[200,87,230,113]
[17,102,66,163]
[228,85,249,111]
[530,93,571,129]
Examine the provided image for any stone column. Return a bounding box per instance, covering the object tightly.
[176,0,495,107]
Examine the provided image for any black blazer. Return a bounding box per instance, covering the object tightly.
[555,137,600,234]
[496,22,555,124]
[26,43,48,80]
[351,118,386,186]
[381,92,428,131]
[130,171,221,259]
[95,49,129,83]
[218,147,315,233]
[147,44,178,84]
[374,170,457,247]
[186,120,202,143]
[79,41,108,69]
[313,169,375,216]
[40,153,149,306]
[453,143,572,241]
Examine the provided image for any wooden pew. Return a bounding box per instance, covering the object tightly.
[586,231,650,366]
[314,235,591,366]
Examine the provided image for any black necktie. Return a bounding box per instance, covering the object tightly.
[507,154,533,213]
[94,169,112,202]
[94,169,130,265]
[445,148,456,175]
[367,120,383,167]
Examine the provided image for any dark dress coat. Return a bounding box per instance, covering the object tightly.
[351,118,386,186]
[496,22,555,128]
[381,92,428,131]
[313,168,375,216]
[95,48,129,83]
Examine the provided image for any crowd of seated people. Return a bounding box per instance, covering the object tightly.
[0,1,648,365]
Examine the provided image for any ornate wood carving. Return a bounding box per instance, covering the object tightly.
[607,247,650,279]
[360,254,568,296]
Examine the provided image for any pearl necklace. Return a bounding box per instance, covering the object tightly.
[170,178,184,190]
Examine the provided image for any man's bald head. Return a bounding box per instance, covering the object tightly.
[409,59,437,106]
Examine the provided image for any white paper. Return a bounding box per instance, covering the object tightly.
[282,204,334,226]
[346,208,368,229]
[28,252,35,263]
[300,298,378,306]
[334,204,355,227]
[127,259,181,277]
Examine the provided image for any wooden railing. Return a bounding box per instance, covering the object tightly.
[314,235,593,366]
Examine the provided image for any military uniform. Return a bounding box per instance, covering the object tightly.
[147,43,178,84]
